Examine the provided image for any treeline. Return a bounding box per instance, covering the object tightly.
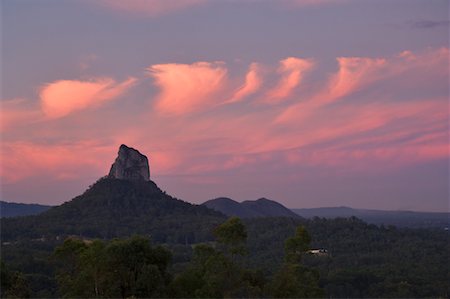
[1,218,321,298]
[1,217,449,298]
[244,217,450,298]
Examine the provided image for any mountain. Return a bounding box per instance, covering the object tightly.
[241,198,300,218]
[293,207,449,229]
[202,197,261,218]
[1,145,226,243]
[202,197,299,218]
[293,206,362,218]
[0,201,53,218]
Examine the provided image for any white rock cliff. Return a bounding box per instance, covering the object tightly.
[108,144,150,181]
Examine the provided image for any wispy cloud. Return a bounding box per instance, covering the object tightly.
[0,140,115,183]
[40,77,137,119]
[0,98,43,132]
[410,20,450,29]
[2,47,448,187]
[227,63,263,103]
[148,61,227,115]
[276,47,448,124]
[265,57,314,103]
[282,0,349,8]
[320,56,386,103]
[94,0,206,17]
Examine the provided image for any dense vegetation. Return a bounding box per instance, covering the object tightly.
[1,218,322,298]
[0,201,52,218]
[293,207,449,229]
[1,216,448,298]
[1,178,449,298]
[245,217,449,298]
[202,197,300,218]
[1,178,226,243]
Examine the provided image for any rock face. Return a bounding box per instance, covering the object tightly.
[108,144,150,181]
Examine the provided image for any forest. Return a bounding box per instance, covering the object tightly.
[1,216,449,298]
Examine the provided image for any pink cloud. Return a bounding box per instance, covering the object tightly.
[0,141,115,183]
[276,48,448,124]
[2,48,448,188]
[397,47,449,67]
[148,61,227,115]
[227,63,262,103]
[283,0,348,8]
[0,98,43,132]
[265,57,314,102]
[322,56,386,103]
[40,77,137,119]
[282,141,448,172]
[95,0,206,17]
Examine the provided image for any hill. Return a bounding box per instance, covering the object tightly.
[1,145,226,243]
[202,197,299,218]
[0,201,52,218]
[202,197,261,218]
[293,206,449,229]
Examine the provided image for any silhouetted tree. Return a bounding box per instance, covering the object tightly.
[269,225,323,298]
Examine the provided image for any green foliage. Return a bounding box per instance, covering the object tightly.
[170,218,266,298]
[53,236,172,298]
[1,178,225,243]
[245,217,450,298]
[284,225,311,264]
[0,260,31,298]
[2,214,449,298]
[269,264,323,298]
[268,225,323,298]
[213,217,247,257]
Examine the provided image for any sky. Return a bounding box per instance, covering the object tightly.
[1,0,449,212]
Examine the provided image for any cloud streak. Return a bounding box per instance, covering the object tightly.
[0,98,43,132]
[265,57,314,102]
[95,0,206,17]
[276,48,448,124]
[0,141,115,183]
[227,63,262,103]
[411,20,450,29]
[2,48,448,207]
[148,61,227,115]
[40,77,137,119]
[284,0,348,8]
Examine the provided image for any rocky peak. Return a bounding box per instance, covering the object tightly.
[108,144,150,181]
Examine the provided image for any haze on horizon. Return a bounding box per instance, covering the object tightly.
[1,0,449,212]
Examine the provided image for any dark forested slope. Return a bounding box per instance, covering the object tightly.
[293,207,449,229]
[244,216,450,298]
[1,178,225,243]
[203,197,299,218]
[0,201,52,218]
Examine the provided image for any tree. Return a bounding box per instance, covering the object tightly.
[53,236,172,298]
[213,217,247,258]
[269,225,323,298]
[0,260,31,298]
[53,238,90,297]
[170,218,267,298]
[103,236,171,298]
[284,225,311,264]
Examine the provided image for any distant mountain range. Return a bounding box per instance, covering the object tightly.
[3,200,448,230]
[0,201,52,218]
[2,145,447,234]
[202,197,300,218]
[293,207,449,229]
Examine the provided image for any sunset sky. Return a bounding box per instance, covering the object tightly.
[1,0,449,212]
